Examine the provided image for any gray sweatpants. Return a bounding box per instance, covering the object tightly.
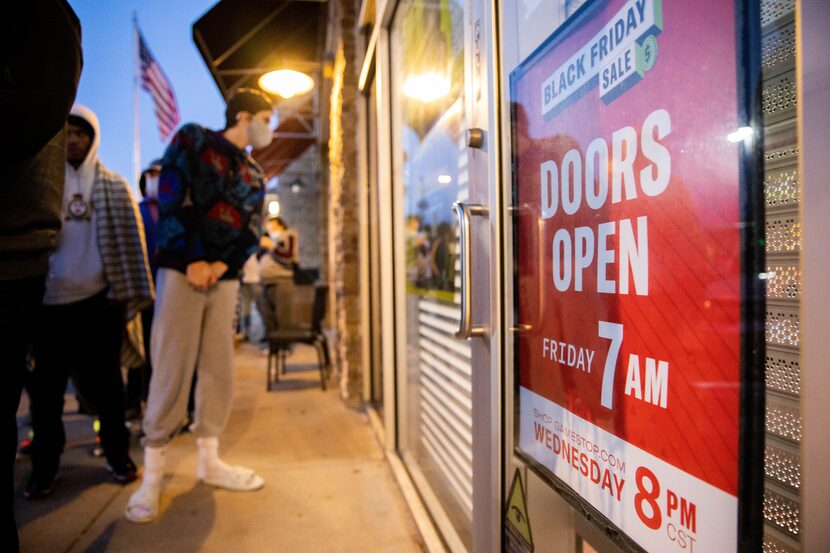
[143,268,240,447]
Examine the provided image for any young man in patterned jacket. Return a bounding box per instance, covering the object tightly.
[127,88,274,523]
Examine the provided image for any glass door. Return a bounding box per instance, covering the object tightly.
[499,2,596,550]
[390,0,473,548]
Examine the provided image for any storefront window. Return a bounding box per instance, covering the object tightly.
[391,0,473,548]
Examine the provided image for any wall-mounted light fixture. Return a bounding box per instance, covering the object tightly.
[289,178,304,194]
[259,69,315,99]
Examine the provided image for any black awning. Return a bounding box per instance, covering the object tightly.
[192,0,327,98]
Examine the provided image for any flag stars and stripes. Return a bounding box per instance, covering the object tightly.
[138,31,180,141]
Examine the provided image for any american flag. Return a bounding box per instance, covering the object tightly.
[138,31,180,141]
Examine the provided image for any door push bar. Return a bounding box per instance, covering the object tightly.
[452,201,489,340]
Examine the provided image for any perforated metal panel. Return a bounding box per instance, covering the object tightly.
[762,73,798,122]
[765,145,798,166]
[766,306,800,348]
[761,0,796,28]
[766,215,801,253]
[766,400,802,443]
[765,350,801,395]
[763,532,800,553]
[763,488,801,538]
[762,22,796,74]
[764,443,801,490]
[762,0,801,550]
[764,167,799,208]
[765,263,801,300]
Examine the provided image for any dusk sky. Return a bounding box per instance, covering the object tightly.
[69,0,225,190]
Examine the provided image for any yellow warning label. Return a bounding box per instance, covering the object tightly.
[505,470,533,550]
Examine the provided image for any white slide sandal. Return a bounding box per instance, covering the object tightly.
[199,464,265,491]
[125,485,160,523]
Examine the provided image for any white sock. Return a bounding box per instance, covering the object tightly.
[196,437,264,491]
[196,436,230,478]
[126,446,167,522]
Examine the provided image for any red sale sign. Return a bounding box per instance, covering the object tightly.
[511,0,762,551]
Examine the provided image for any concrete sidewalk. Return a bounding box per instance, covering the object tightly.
[15,343,423,553]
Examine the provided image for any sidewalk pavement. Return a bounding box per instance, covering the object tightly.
[15,343,424,553]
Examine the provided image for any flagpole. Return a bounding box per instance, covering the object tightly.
[132,13,141,193]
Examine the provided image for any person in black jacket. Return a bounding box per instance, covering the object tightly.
[0,1,83,549]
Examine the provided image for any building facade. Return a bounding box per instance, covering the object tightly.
[196,0,830,551]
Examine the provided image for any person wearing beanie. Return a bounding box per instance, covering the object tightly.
[25,104,154,499]
[126,88,274,523]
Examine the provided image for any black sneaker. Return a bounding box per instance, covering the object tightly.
[124,405,142,423]
[107,458,138,484]
[23,471,58,500]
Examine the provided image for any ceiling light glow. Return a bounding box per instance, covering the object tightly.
[259,69,315,99]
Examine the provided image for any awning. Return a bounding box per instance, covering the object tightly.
[192,0,326,177]
[192,0,327,96]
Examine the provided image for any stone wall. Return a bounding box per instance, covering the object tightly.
[326,0,363,403]
[274,147,322,273]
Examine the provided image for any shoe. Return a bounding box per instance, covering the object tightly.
[124,405,142,422]
[107,458,139,484]
[18,437,33,455]
[23,471,58,500]
[196,437,264,492]
[92,436,104,458]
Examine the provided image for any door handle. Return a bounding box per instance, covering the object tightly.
[453,201,488,340]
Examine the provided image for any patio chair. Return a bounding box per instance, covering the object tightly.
[265,284,331,391]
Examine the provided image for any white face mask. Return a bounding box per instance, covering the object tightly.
[247,118,273,149]
[145,175,159,199]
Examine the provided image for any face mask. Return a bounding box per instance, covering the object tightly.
[145,175,159,199]
[247,118,273,149]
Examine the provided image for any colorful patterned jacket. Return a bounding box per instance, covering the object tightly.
[156,124,265,280]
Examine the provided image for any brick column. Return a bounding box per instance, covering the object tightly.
[326,0,363,404]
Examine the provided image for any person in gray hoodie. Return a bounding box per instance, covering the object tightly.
[24,105,154,500]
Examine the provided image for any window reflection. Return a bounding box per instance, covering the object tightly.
[400,0,465,301]
[393,0,473,547]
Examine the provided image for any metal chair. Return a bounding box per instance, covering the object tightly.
[266,284,330,391]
